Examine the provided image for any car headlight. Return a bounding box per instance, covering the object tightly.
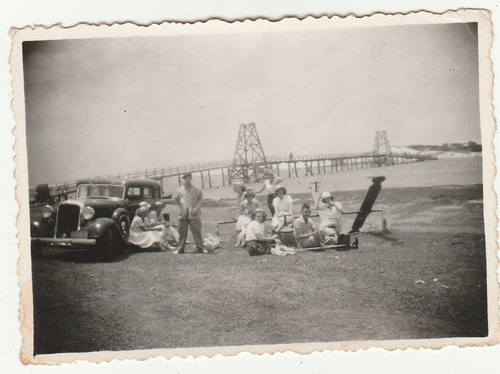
[82,206,95,221]
[41,205,54,219]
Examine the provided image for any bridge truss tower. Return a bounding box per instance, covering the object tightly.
[229,123,268,183]
[373,130,394,166]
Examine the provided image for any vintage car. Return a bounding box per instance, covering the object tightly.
[30,178,163,258]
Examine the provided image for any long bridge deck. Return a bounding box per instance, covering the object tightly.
[47,152,436,197]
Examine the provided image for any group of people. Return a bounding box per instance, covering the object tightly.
[129,172,208,254]
[234,169,350,256]
[128,200,180,252]
[128,168,350,256]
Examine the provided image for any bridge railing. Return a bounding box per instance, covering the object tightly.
[45,152,435,192]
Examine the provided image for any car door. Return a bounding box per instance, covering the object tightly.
[125,186,142,217]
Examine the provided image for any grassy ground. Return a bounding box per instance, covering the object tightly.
[31,184,487,354]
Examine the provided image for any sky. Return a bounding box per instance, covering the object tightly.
[22,22,480,186]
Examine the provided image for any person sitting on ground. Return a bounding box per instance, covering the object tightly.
[271,186,294,232]
[255,168,282,216]
[317,191,345,242]
[245,209,279,256]
[128,203,166,251]
[232,183,247,202]
[294,203,337,249]
[147,201,179,250]
[235,190,260,247]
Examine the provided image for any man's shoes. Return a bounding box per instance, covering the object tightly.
[173,249,184,254]
[199,249,209,254]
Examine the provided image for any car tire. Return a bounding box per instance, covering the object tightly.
[117,214,130,237]
[96,229,121,261]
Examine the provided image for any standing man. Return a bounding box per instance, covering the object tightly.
[173,172,208,254]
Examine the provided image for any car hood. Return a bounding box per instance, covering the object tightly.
[59,197,124,208]
[72,198,124,209]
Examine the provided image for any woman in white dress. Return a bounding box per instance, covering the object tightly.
[245,209,279,256]
[128,204,166,251]
[235,190,260,247]
[271,186,293,232]
[147,201,179,249]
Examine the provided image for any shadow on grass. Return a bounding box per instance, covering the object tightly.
[35,245,138,263]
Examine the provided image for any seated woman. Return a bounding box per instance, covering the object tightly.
[235,190,260,247]
[271,186,293,232]
[128,203,166,251]
[245,209,279,256]
[147,201,179,250]
[316,191,345,242]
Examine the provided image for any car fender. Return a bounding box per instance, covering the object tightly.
[30,218,55,238]
[111,207,128,221]
[82,217,119,240]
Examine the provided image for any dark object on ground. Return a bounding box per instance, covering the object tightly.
[350,176,385,234]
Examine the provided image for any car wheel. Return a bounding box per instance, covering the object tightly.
[96,230,121,260]
[118,215,130,237]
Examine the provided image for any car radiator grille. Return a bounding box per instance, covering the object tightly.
[55,204,81,238]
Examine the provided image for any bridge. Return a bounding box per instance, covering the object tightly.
[46,151,436,198]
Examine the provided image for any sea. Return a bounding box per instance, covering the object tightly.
[29,155,484,201]
[200,155,484,200]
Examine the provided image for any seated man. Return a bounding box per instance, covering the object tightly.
[294,203,337,249]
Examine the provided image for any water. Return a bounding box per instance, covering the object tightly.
[200,156,483,200]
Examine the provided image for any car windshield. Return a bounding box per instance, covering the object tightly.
[76,184,125,199]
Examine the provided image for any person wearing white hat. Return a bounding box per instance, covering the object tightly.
[317,191,345,239]
[128,203,166,251]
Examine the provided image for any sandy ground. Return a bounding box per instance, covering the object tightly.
[30,162,488,355]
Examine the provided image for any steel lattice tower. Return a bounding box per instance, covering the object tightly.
[373,131,394,165]
[229,123,268,183]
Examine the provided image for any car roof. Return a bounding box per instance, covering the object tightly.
[76,178,161,188]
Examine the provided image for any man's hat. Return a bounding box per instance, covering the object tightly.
[182,172,192,179]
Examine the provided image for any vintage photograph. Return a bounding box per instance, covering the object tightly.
[13,10,497,363]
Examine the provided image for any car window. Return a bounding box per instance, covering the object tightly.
[77,184,124,199]
[108,186,125,199]
[126,187,141,200]
[143,187,155,200]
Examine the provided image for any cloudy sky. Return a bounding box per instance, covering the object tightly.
[23,22,479,186]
